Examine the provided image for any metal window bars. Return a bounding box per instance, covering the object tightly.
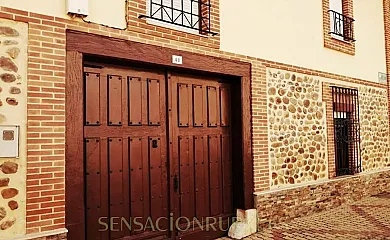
[331,86,362,176]
[139,0,217,35]
[328,10,355,42]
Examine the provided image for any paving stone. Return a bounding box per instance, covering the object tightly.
[219,195,390,240]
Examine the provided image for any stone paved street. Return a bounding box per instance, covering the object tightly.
[223,193,390,240]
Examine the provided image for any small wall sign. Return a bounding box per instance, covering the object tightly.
[378,72,387,84]
[172,55,183,65]
[0,126,19,158]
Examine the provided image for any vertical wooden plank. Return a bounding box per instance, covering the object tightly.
[85,138,101,240]
[108,137,124,239]
[99,138,110,240]
[193,85,204,127]
[108,75,123,126]
[221,135,233,213]
[207,86,218,127]
[129,137,144,233]
[149,137,163,224]
[148,79,161,125]
[208,135,222,216]
[194,136,209,218]
[65,51,85,240]
[85,72,101,125]
[141,137,150,231]
[128,77,142,126]
[122,137,130,237]
[220,87,231,127]
[159,136,169,232]
[179,136,195,221]
[100,73,108,127]
[178,83,190,127]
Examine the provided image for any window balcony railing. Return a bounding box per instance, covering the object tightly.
[139,0,217,35]
[328,10,355,42]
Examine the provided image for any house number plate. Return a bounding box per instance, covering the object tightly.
[172,55,183,65]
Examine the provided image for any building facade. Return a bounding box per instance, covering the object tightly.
[0,0,389,239]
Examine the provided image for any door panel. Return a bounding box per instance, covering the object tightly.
[178,136,195,223]
[84,64,169,240]
[108,75,123,126]
[208,135,222,216]
[221,135,233,214]
[192,85,204,127]
[178,83,190,127]
[85,138,104,240]
[193,136,210,219]
[170,72,234,239]
[108,137,125,240]
[128,77,142,126]
[148,79,161,126]
[219,87,230,127]
[85,73,100,125]
[207,86,218,127]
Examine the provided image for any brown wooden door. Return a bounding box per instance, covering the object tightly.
[82,62,234,240]
[83,63,169,240]
[168,72,234,240]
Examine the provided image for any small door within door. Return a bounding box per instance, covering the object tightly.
[169,72,234,240]
[83,63,169,240]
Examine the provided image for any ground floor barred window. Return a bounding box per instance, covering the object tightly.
[331,86,362,176]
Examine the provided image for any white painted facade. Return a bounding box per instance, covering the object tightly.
[0,0,126,29]
[220,0,387,82]
[0,0,387,82]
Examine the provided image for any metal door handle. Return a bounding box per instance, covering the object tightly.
[173,175,179,192]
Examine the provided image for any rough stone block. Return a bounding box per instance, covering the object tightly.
[228,209,257,239]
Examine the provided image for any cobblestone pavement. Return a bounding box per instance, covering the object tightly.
[223,193,390,240]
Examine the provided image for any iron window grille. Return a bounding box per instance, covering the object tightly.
[328,10,355,42]
[139,0,217,35]
[331,86,362,176]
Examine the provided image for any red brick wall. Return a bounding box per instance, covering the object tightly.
[0,1,388,236]
[383,0,390,126]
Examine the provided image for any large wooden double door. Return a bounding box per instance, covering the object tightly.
[83,63,234,240]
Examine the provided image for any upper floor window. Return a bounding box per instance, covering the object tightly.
[328,0,355,42]
[140,0,217,35]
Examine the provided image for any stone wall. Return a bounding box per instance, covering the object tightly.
[0,19,27,238]
[256,169,390,229]
[267,68,328,189]
[359,86,390,171]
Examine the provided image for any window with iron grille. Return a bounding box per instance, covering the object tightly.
[328,0,355,41]
[331,86,362,176]
[139,0,217,35]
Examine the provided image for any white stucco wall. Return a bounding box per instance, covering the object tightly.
[0,0,126,29]
[220,0,387,82]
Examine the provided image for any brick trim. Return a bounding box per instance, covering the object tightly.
[383,0,390,127]
[322,0,356,55]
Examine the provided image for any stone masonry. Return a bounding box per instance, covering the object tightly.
[0,19,27,238]
[359,86,390,171]
[267,68,328,188]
